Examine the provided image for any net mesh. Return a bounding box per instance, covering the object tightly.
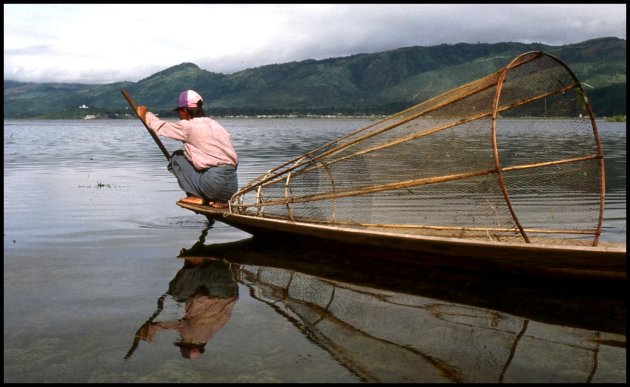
[230,52,606,246]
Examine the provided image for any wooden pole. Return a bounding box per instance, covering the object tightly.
[121,89,171,161]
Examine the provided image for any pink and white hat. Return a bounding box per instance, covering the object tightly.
[176,90,203,109]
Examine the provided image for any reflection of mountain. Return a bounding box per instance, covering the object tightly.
[179,237,626,383]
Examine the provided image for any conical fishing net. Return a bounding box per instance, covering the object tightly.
[230,52,606,247]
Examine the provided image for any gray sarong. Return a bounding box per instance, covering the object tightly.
[168,150,238,202]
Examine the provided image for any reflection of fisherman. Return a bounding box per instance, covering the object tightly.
[130,257,238,360]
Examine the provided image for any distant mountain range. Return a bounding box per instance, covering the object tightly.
[3,37,625,119]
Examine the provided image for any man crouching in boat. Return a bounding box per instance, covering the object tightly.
[136,89,238,208]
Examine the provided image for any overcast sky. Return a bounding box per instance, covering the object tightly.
[4,4,626,84]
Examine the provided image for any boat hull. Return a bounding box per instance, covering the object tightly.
[176,201,626,281]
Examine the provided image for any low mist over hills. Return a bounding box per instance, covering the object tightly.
[4,37,625,119]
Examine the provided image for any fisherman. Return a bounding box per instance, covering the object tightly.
[136,90,238,208]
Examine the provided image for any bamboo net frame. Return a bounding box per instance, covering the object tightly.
[229,52,606,247]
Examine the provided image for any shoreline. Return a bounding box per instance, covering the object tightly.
[3,115,626,121]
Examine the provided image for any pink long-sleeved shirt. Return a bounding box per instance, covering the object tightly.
[145,112,238,170]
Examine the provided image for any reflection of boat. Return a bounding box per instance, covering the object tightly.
[178,237,626,383]
[177,51,625,281]
[179,237,626,335]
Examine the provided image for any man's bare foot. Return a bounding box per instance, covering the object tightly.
[207,201,229,209]
[180,196,205,205]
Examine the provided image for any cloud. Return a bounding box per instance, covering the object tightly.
[3,4,626,84]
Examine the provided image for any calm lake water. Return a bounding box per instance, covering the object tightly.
[4,118,626,382]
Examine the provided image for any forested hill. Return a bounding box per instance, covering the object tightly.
[4,37,626,119]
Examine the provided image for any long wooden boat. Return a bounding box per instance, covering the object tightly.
[176,202,625,280]
[176,51,626,280]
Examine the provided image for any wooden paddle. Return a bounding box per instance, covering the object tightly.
[121,89,171,161]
